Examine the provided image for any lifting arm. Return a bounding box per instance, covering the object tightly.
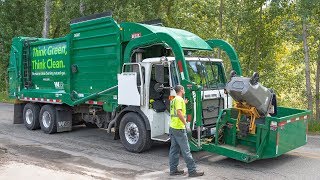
[206,39,242,76]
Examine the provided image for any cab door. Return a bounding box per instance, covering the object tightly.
[118,63,144,106]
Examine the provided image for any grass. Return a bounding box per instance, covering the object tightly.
[0,91,15,103]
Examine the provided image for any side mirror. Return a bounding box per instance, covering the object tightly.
[155,64,164,84]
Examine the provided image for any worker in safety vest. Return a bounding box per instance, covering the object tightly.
[169,85,204,177]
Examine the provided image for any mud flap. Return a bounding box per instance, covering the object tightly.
[13,103,25,124]
[55,106,72,132]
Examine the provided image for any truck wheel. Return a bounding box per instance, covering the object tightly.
[39,105,57,134]
[119,112,152,152]
[23,103,40,130]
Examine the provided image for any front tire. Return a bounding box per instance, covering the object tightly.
[39,105,57,134]
[119,112,152,152]
[23,103,40,130]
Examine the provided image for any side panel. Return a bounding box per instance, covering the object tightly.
[70,17,121,102]
[9,37,68,101]
[277,117,308,155]
[30,41,68,91]
[14,39,71,104]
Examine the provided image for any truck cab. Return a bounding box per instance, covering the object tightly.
[117,56,232,150]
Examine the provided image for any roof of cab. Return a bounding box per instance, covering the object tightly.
[121,22,213,51]
[141,57,223,63]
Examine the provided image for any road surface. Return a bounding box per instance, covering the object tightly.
[0,103,319,179]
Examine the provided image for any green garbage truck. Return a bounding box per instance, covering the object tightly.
[8,12,310,162]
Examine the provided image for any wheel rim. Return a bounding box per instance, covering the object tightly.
[124,122,139,144]
[42,111,51,128]
[25,109,33,125]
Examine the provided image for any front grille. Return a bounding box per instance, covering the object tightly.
[202,98,224,126]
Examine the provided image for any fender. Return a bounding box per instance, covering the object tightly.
[116,106,151,130]
[113,106,151,140]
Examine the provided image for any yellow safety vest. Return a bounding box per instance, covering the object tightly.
[170,96,186,129]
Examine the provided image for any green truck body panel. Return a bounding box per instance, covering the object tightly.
[121,22,212,85]
[70,17,121,107]
[121,23,212,50]
[197,107,309,162]
[8,14,309,162]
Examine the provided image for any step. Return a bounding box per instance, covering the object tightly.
[152,134,170,142]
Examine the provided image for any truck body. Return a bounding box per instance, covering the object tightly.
[8,12,310,162]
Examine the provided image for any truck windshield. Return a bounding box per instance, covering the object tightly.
[186,61,226,90]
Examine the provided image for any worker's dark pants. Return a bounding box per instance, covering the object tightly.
[169,127,196,173]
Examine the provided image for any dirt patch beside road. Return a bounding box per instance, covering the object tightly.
[0,144,97,180]
[0,142,152,180]
[0,162,97,180]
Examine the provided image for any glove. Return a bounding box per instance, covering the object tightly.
[186,125,192,139]
[186,124,192,133]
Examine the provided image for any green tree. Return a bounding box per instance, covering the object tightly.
[0,0,43,92]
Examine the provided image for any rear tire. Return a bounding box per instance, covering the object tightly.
[119,112,152,152]
[23,103,40,130]
[39,105,57,134]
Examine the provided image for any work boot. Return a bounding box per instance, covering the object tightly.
[170,169,184,176]
[189,170,204,177]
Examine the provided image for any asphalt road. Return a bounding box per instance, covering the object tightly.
[0,103,320,179]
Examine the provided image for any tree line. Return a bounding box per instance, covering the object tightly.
[0,0,320,120]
